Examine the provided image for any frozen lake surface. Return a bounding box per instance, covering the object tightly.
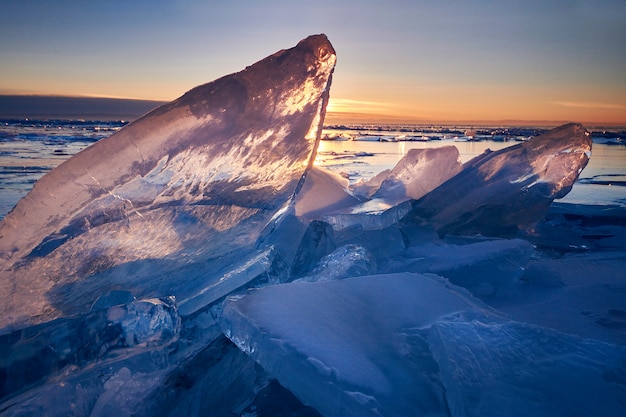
[1,118,625,417]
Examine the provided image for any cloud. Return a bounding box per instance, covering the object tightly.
[327,98,400,115]
[325,98,429,124]
[552,101,626,110]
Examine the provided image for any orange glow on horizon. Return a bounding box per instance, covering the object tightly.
[326,96,626,127]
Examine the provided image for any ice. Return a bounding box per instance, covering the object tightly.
[0,33,623,416]
[372,146,462,202]
[396,238,534,297]
[0,297,179,400]
[220,273,494,417]
[0,34,337,412]
[294,167,361,219]
[221,273,626,417]
[348,146,462,201]
[296,244,376,282]
[138,335,273,417]
[89,367,137,417]
[107,297,180,347]
[177,247,277,317]
[429,320,626,417]
[157,213,337,316]
[490,248,626,346]
[527,202,626,252]
[0,34,336,330]
[90,289,135,311]
[286,217,337,278]
[0,334,267,417]
[335,223,409,259]
[317,146,462,231]
[322,199,413,231]
[480,202,626,345]
[409,123,592,237]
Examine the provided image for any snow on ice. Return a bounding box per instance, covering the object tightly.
[1,35,625,417]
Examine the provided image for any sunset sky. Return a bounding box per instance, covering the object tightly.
[1,0,625,125]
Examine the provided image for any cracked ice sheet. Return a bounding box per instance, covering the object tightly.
[429,320,626,417]
[220,272,494,417]
[488,249,626,346]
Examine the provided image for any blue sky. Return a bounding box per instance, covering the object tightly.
[1,0,625,123]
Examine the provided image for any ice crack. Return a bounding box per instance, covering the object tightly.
[129,136,145,163]
[90,175,144,220]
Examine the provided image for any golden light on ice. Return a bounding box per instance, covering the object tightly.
[326,98,337,113]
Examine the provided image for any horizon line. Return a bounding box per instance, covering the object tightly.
[0,94,624,128]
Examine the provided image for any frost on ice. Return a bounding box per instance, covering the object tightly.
[1,34,625,417]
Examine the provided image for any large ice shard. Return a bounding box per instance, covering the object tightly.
[0,34,336,330]
[408,123,592,237]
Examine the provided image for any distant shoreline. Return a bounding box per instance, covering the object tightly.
[0,95,166,121]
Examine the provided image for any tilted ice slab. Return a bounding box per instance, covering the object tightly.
[0,34,336,329]
[372,146,463,202]
[348,146,462,201]
[294,167,361,219]
[409,123,592,237]
[220,272,494,417]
